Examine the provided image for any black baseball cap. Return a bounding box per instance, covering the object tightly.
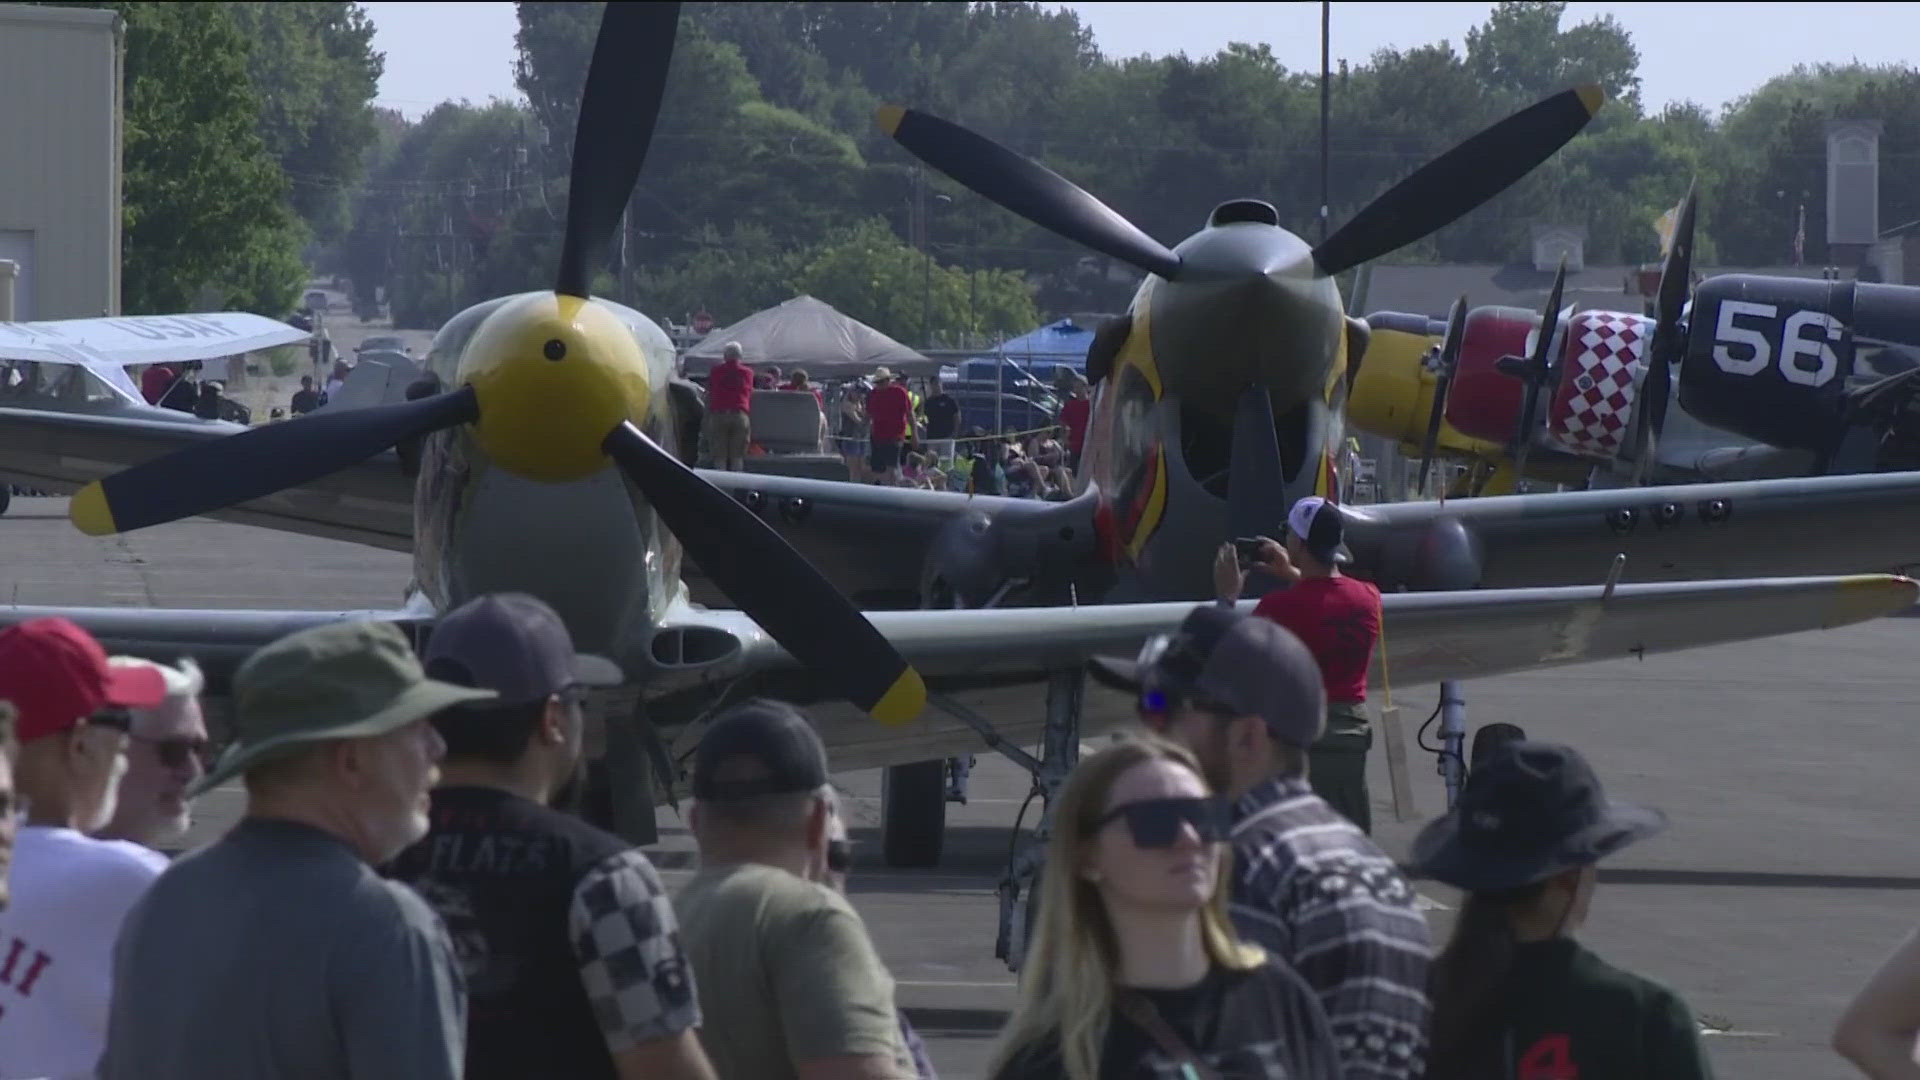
[1092,605,1328,748]
[692,699,831,800]
[422,593,623,705]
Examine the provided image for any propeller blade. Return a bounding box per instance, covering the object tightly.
[71,387,480,537]
[1416,297,1469,493]
[601,421,926,725]
[1628,182,1697,483]
[554,2,682,298]
[1228,386,1286,541]
[1510,261,1568,490]
[1312,85,1605,277]
[876,106,1183,280]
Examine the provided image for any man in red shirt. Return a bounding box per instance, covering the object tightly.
[140,364,178,406]
[1213,495,1382,833]
[864,367,913,484]
[703,342,755,472]
[1058,379,1091,470]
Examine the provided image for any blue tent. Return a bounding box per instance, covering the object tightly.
[957,318,1106,388]
[992,319,1097,364]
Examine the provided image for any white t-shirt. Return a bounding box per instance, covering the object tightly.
[0,826,167,1080]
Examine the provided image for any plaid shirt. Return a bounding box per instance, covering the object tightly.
[1228,776,1432,1080]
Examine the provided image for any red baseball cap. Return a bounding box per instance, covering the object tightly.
[0,618,168,742]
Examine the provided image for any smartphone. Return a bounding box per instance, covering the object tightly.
[1232,536,1265,566]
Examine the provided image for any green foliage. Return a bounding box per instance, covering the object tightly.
[263,344,304,377]
[332,0,1920,340]
[795,219,1037,346]
[107,1,307,315]
[224,2,384,242]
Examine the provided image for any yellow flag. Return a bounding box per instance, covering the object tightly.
[1653,205,1679,257]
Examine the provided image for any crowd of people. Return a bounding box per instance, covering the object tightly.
[697,341,1093,497]
[1,507,1918,1078]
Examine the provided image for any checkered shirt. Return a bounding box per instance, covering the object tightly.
[1229,777,1432,1080]
[568,848,701,1053]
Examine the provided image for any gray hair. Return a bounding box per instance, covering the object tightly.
[722,341,744,360]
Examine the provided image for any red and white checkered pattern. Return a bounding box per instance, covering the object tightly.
[1545,311,1654,459]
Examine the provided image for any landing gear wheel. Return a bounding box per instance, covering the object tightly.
[881,759,947,869]
[0,486,11,516]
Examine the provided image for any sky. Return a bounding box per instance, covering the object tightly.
[360,2,1920,121]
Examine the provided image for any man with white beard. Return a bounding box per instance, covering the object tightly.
[0,617,168,1080]
[96,657,209,851]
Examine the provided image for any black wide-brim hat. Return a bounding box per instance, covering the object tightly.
[1408,740,1668,893]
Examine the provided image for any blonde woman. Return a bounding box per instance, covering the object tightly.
[989,737,1340,1080]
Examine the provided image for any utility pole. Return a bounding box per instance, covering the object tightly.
[1320,0,1331,245]
[918,166,932,349]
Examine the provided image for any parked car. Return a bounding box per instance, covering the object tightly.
[949,389,1059,436]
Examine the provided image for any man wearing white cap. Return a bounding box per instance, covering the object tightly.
[1212,494,1382,833]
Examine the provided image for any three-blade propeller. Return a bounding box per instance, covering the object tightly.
[1415,296,1469,493]
[1627,183,1698,484]
[67,2,927,725]
[1495,260,1569,491]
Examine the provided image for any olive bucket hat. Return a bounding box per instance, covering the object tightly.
[188,620,497,797]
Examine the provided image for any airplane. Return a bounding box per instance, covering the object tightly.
[0,7,1916,966]
[1349,187,1920,492]
[0,312,307,510]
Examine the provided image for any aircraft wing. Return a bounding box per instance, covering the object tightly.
[0,408,415,550]
[0,313,309,370]
[1347,470,1920,591]
[0,598,437,686]
[692,469,1088,608]
[690,573,1916,691]
[1,574,1909,779]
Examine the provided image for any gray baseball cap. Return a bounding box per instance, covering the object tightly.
[422,593,623,705]
[1093,605,1328,748]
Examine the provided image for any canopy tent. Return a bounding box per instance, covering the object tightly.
[679,295,940,379]
[984,318,1098,365]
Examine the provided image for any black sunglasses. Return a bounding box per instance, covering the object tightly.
[1087,796,1229,849]
[827,838,852,874]
[86,707,132,733]
[133,733,210,770]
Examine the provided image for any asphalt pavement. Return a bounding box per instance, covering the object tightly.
[1,495,1913,1079]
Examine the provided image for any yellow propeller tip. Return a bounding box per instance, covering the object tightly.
[1829,574,1920,626]
[1576,84,1605,115]
[874,105,906,136]
[69,483,118,536]
[869,666,927,726]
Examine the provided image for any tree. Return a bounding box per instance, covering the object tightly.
[1465,1,1642,115]
[795,218,1037,346]
[107,2,306,314]
[224,2,384,242]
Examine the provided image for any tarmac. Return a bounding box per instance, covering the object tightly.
[2,493,1915,1079]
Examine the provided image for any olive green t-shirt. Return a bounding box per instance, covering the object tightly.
[673,862,909,1080]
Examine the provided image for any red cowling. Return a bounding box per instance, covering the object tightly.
[1442,305,1537,444]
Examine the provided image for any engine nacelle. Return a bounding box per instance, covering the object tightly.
[1442,305,1537,444]
[1541,310,1655,462]
[1349,312,1444,447]
[1679,275,1920,457]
